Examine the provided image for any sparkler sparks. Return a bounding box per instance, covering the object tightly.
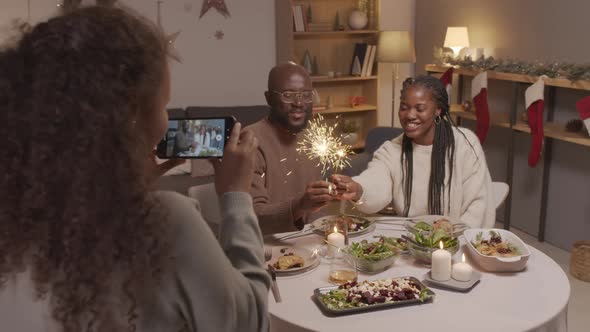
[296,114,353,177]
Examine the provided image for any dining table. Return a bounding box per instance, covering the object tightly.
[265,217,570,332]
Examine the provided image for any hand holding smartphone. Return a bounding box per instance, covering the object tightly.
[157,116,235,159]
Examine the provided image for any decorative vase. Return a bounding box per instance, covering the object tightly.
[348,10,368,30]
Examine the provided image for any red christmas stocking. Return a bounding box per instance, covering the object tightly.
[472,72,490,144]
[525,78,545,167]
[576,96,590,134]
[440,67,453,103]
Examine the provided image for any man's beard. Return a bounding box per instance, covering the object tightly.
[269,109,312,134]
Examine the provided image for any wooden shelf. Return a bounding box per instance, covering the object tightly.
[311,75,378,83]
[449,104,511,128]
[426,64,590,91]
[314,104,377,115]
[512,121,590,147]
[294,30,379,37]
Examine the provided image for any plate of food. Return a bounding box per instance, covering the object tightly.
[464,228,531,272]
[269,246,320,276]
[314,276,434,316]
[311,214,376,237]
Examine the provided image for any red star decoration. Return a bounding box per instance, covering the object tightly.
[200,0,230,19]
[214,30,224,40]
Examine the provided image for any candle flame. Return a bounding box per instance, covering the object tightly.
[333,226,338,233]
[439,241,444,250]
[462,253,466,263]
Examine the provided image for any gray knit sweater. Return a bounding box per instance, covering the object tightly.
[0,191,270,332]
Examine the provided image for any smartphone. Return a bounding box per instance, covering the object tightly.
[156,116,235,159]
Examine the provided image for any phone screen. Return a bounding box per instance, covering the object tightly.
[157,117,232,159]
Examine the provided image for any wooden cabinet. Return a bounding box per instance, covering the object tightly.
[275,0,380,150]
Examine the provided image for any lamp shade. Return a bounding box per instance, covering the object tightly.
[443,27,470,48]
[377,31,416,64]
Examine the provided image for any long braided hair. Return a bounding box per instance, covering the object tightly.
[400,75,455,216]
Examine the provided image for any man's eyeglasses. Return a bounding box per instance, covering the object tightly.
[270,90,314,104]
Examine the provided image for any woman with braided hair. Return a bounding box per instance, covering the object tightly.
[332,75,495,228]
[0,6,269,332]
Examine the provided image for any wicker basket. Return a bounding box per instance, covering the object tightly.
[570,240,590,282]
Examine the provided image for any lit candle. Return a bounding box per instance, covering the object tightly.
[327,226,345,256]
[431,241,451,281]
[452,253,473,281]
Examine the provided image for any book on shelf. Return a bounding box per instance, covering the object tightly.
[292,5,305,32]
[350,43,368,76]
[364,45,377,77]
[360,45,372,77]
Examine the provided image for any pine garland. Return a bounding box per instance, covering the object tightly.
[434,47,590,82]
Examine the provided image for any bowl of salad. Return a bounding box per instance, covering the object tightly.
[344,238,404,274]
[405,220,459,264]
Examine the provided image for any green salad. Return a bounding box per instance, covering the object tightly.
[319,278,432,310]
[410,221,458,248]
[347,238,402,262]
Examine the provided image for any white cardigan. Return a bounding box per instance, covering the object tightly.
[353,127,495,229]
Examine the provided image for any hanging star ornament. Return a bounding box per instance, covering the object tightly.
[166,30,182,63]
[156,1,182,63]
[199,0,230,19]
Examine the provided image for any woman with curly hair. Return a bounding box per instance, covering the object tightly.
[0,5,269,332]
[331,75,495,228]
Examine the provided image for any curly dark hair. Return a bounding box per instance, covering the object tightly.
[0,6,172,332]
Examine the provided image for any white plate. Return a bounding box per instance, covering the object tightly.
[310,215,376,238]
[463,228,531,272]
[269,246,320,276]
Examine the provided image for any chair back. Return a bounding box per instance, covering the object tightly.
[492,182,509,210]
[365,127,404,157]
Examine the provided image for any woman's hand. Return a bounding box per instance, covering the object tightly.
[292,181,334,220]
[329,174,363,201]
[147,151,185,183]
[211,122,258,195]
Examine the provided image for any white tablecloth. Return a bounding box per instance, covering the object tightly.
[266,222,569,332]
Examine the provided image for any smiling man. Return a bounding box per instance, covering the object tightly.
[247,63,334,234]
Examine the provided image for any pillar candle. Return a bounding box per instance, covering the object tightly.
[452,253,473,281]
[327,227,345,256]
[431,241,451,281]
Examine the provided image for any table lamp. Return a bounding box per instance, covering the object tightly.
[377,31,416,127]
[443,27,470,58]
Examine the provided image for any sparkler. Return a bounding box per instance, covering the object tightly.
[296,114,353,177]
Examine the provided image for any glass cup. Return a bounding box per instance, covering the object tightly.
[323,217,349,245]
[328,249,358,285]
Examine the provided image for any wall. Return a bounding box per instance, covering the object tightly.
[0,0,276,107]
[415,0,590,251]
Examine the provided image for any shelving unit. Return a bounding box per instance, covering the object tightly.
[426,64,590,241]
[449,104,511,129]
[276,0,380,150]
[294,30,379,37]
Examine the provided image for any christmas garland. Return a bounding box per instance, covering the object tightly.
[434,47,590,82]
